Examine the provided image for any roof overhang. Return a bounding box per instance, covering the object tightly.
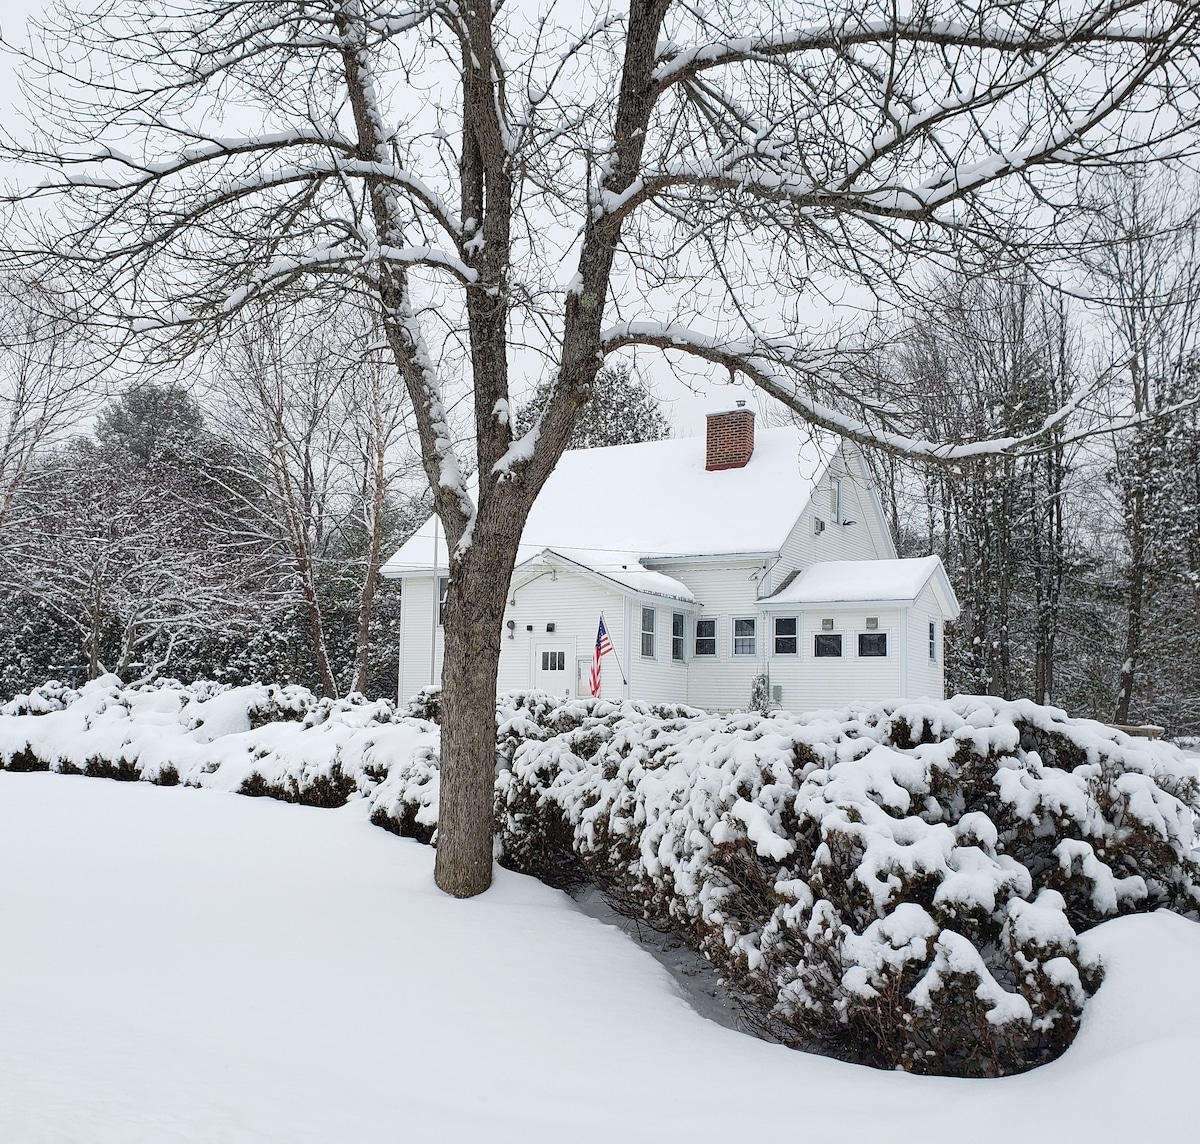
[524,548,699,608]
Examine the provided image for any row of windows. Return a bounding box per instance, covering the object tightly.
[639,610,937,660]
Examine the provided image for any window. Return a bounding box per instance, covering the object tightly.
[814,633,842,657]
[694,618,716,656]
[540,650,565,671]
[929,621,937,660]
[774,617,798,655]
[437,576,449,625]
[641,607,656,657]
[733,617,757,656]
[672,613,685,661]
[858,632,888,657]
[831,477,842,524]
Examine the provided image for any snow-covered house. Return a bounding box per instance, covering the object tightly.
[382,406,959,712]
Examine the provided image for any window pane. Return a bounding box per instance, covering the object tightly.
[929,621,937,660]
[672,613,685,661]
[695,618,716,656]
[858,632,888,657]
[814,634,842,657]
[774,617,797,655]
[733,617,756,655]
[641,608,655,657]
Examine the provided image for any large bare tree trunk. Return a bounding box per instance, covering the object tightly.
[433,534,519,897]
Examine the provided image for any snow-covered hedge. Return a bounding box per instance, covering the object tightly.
[3,678,1197,1076]
[490,697,1200,1073]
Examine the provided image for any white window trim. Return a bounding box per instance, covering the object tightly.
[812,630,845,659]
[694,616,718,658]
[671,612,686,662]
[929,620,937,661]
[732,615,758,657]
[641,606,656,659]
[857,630,890,658]
[437,576,449,627]
[831,476,842,525]
[772,615,799,656]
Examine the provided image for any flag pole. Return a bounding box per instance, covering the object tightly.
[601,611,628,685]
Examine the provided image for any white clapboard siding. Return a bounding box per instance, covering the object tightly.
[499,569,630,700]
[904,581,947,700]
[783,450,892,571]
[648,558,775,712]
[761,607,904,713]
[398,575,443,701]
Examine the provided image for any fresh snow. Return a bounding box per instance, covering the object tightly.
[761,554,945,604]
[382,426,839,572]
[1,771,1198,1143]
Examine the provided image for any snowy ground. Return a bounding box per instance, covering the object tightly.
[1,772,1197,1144]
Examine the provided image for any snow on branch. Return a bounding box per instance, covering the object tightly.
[600,320,1094,461]
[654,3,1197,88]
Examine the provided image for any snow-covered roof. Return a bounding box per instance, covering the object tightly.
[760,556,959,616]
[518,549,696,604]
[382,427,839,575]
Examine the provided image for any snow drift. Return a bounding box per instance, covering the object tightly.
[2,676,1196,1076]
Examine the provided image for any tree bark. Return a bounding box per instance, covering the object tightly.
[432,518,524,897]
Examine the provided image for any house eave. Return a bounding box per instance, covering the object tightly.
[759,595,917,611]
[641,549,779,568]
[537,549,699,608]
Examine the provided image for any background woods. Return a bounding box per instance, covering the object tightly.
[5,0,1200,895]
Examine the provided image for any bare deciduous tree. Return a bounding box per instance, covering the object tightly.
[1078,170,1200,724]
[6,0,1200,894]
[0,277,94,535]
[213,297,416,698]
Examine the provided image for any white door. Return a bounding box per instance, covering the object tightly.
[534,641,573,696]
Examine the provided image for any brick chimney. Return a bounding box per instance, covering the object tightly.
[705,401,755,470]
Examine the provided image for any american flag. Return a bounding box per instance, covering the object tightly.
[589,616,613,697]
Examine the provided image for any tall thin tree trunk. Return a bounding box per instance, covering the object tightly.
[351,426,387,695]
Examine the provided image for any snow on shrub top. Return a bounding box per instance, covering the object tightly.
[494,691,1200,1074]
[1,680,1196,1076]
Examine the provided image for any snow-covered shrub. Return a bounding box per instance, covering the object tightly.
[492,695,1200,1075]
[750,672,770,714]
[1,679,82,716]
[4,680,1197,1076]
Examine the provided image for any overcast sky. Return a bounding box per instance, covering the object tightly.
[0,0,795,440]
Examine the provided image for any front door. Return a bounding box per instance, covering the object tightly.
[534,641,573,697]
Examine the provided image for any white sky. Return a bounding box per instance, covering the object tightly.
[0,0,839,440]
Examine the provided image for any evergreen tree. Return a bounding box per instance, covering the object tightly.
[514,365,669,449]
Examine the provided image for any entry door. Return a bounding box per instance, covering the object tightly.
[534,641,573,696]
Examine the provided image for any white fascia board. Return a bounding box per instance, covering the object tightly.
[760,596,916,612]
[641,550,779,568]
[382,565,448,580]
[538,550,699,610]
[930,567,962,621]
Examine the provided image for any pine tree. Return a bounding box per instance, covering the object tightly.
[514,365,669,449]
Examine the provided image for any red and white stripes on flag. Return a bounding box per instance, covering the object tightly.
[589,615,614,697]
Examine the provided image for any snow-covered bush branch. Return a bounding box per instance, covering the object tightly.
[2,678,1195,1076]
